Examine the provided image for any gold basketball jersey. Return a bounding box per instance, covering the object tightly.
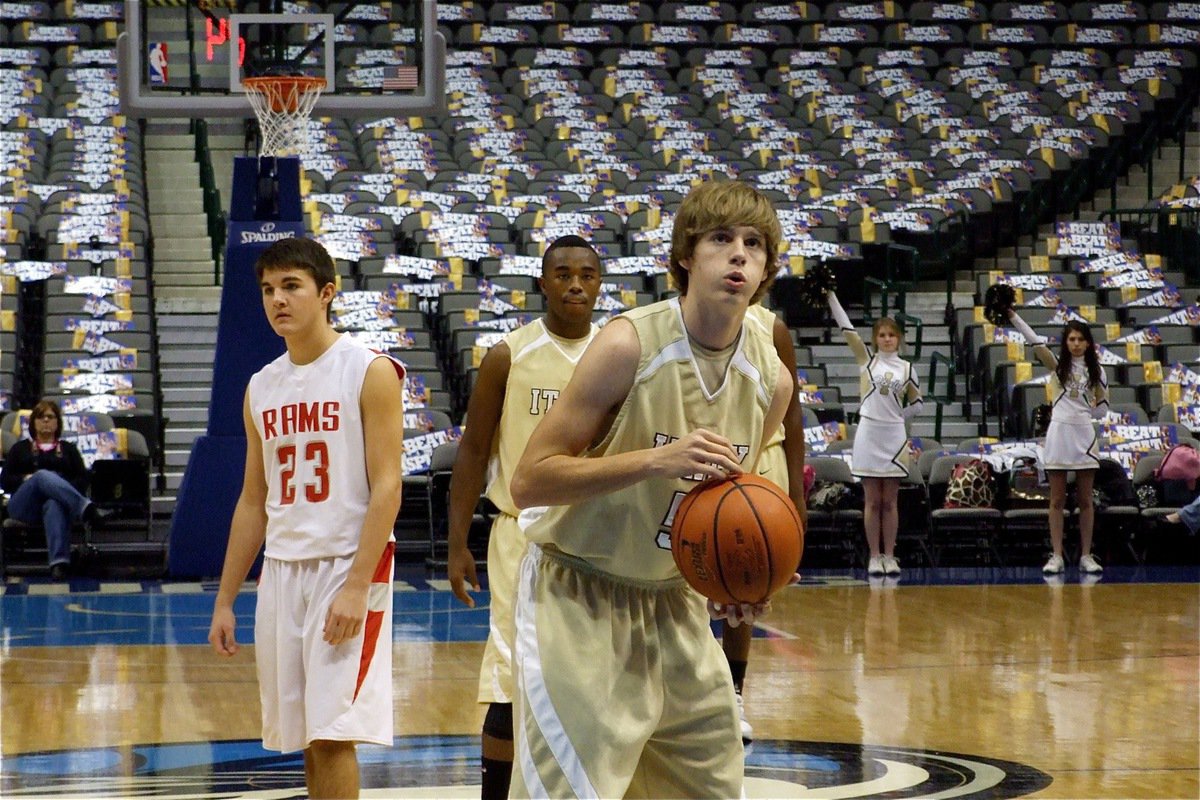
[523,298,783,581]
[486,318,597,517]
[746,303,786,450]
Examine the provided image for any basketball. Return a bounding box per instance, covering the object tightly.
[671,474,804,606]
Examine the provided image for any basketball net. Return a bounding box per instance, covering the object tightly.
[243,76,326,157]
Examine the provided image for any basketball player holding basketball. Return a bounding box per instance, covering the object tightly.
[724,301,807,746]
[508,180,793,799]
[446,235,602,800]
[208,238,405,800]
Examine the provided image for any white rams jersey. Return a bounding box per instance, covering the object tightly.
[249,334,405,560]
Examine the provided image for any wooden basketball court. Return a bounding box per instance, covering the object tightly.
[2,566,1196,798]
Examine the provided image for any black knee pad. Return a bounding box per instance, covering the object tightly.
[482,702,514,741]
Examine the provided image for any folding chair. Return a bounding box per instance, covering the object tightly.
[803,456,864,568]
[927,454,1004,566]
[1093,458,1142,566]
[1131,453,1198,563]
[84,429,161,573]
[999,468,1059,567]
[896,461,934,568]
[423,441,489,570]
[395,435,457,558]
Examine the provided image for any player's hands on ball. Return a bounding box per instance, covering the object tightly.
[324,585,367,645]
[708,599,769,627]
[705,572,801,626]
[659,428,743,482]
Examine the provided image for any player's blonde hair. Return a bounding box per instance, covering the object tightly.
[669,180,782,304]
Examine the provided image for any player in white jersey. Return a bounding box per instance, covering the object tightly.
[508,181,794,799]
[208,238,405,800]
[1007,309,1109,575]
[446,235,602,800]
[828,290,923,576]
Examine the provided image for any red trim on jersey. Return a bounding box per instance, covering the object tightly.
[354,541,394,701]
[370,349,407,383]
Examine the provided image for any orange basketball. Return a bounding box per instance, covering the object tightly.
[670,474,804,606]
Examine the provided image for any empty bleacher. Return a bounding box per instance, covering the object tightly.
[2,1,1197,571]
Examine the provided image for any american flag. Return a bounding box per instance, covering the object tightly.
[381,65,419,91]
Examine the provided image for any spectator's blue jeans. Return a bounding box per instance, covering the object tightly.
[7,471,90,566]
[1180,494,1200,536]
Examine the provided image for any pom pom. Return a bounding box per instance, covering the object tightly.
[983,283,1016,326]
[793,260,837,310]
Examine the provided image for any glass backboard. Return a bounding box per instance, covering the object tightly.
[118,0,445,117]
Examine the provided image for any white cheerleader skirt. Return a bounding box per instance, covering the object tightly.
[1043,419,1101,471]
[851,416,909,479]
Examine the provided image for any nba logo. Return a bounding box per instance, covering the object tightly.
[148,42,168,85]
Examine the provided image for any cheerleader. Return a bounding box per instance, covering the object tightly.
[1007,310,1109,574]
[828,290,923,576]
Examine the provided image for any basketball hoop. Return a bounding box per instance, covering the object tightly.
[243,75,326,157]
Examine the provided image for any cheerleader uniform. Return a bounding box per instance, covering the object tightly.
[829,293,923,478]
[1009,312,1108,470]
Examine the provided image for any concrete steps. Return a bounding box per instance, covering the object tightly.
[161,367,216,386]
[954,114,1199,445]
[159,346,222,366]
[165,426,208,447]
[203,125,250,219]
[798,290,984,446]
[144,121,217,296]
[163,386,214,405]
[144,122,220,514]
[153,310,219,514]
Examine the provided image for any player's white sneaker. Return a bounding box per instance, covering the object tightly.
[736,692,753,746]
[1042,554,1065,574]
[1079,553,1103,573]
[868,556,885,575]
[882,555,901,575]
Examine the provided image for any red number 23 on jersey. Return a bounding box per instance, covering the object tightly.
[277,441,331,504]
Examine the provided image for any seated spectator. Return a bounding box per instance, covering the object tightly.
[1166,497,1200,535]
[1,400,111,580]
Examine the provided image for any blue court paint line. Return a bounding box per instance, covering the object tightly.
[0,590,493,647]
[749,750,841,771]
[6,748,124,775]
[0,563,1192,596]
[1,566,1195,647]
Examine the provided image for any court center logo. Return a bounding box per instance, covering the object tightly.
[0,737,1052,798]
